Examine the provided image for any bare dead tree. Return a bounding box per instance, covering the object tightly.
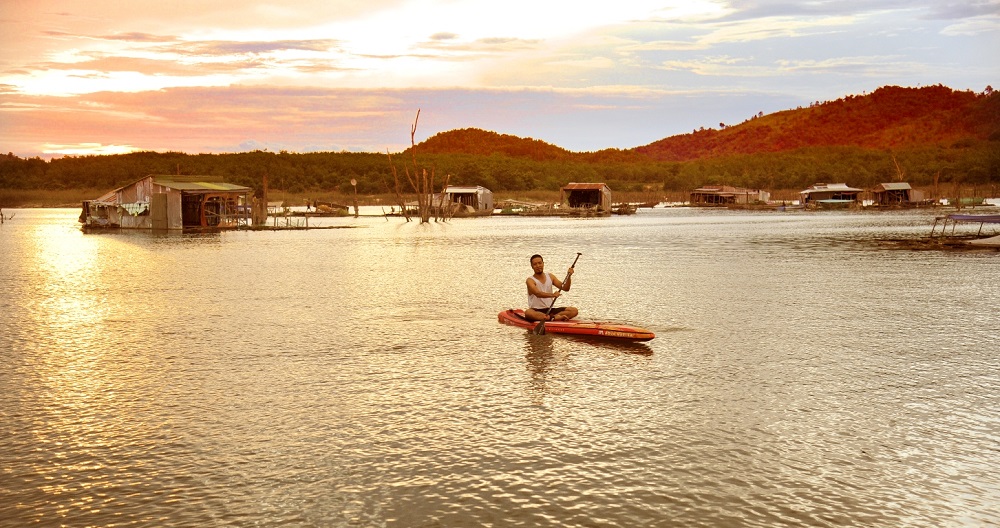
[438,173,452,222]
[387,109,435,224]
[890,152,905,182]
[385,151,411,221]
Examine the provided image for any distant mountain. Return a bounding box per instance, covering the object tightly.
[416,85,998,163]
[635,85,999,161]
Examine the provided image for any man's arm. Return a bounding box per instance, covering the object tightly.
[527,277,561,299]
[551,269,573,291]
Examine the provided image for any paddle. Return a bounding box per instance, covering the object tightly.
[533,252,582,335]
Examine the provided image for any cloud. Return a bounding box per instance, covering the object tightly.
[715,1,910,22]
[659,55,759,76]
[98,32,180,43]
[940,16,1000,35]
[237,139,271,152]
[42,143,139,155]
[696,15,857,46]
[169,39,341,56]
[623,40,708,52]
[924,0,1000,20]
[1,84,807,157]
[775,56,920,76]
[419,36,543,54]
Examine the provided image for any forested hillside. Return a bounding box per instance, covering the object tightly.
[1,85,997,199]
[635,85,999,160]
[415,129,573,161]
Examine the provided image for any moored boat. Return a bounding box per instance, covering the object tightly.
[498,309,655,342]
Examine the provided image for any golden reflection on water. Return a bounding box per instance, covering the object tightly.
[521,332,654,406]
[29,223,108,334]
[18,223,159,519]
[523,333,559,405]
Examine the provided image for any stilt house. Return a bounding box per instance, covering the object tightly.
[80,175,252,229]
[872,183,925,206]
[690,185,770,206]
[799,183,862,208]
[444,185,494,214]
[561,183,612,214]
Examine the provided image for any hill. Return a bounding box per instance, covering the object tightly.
[415,128,573,161]
[417,85,998,163]
[636,85,998,161]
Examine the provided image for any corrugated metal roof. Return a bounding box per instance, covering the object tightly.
[801,183,862,194]
[154,178,250,192]
[876,182,912,191]
[692,185,759,194]
[150,174,226,183]
[445,185,490,193]
[562,182,609,190]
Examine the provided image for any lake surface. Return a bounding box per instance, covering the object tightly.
[1,207,998,527]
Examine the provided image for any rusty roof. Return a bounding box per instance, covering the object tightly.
[153,178,250,192]
[874,182,912,191]
[561,182,609,191]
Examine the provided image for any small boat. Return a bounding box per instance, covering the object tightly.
[498,309,655,342]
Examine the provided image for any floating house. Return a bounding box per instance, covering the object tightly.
[799,183,862,209]
[562,183,612,215]
[399,185,495,217]
[690,185,771,206]
[871,182,926,206]
[444,185,494,215]
[80,174,252,230]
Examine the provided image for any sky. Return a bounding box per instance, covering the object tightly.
[1,0,998,158]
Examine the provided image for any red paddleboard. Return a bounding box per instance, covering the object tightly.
[498,309,655,342]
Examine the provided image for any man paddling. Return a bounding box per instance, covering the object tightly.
[524,254,579,322]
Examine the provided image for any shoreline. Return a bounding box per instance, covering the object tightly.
[0,189,685,209]
[3,188,995,210]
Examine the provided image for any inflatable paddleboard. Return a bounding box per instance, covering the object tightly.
[498,309,655,342]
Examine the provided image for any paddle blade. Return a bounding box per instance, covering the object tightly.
[533,321,546,335]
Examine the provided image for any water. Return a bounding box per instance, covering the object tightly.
[1,207,998,527]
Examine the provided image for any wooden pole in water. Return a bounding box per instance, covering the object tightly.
[351,178,359,218]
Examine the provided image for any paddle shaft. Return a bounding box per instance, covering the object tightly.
[534,253,581,334]
[544,252,581,317]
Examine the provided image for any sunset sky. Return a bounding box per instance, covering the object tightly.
[2,0,997,158]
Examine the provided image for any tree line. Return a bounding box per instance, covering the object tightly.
[1,139,997,197]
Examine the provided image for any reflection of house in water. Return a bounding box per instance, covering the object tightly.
[870,182,927,207]
[690,185,770,206]
[800,183,862,209]
[562,183,612,215]
[80,175,252,229]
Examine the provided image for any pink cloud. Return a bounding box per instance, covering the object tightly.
[1,84,802,158]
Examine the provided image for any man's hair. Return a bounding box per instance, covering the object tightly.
[530,254,543,263]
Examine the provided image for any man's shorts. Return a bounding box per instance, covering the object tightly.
[531,307,568,319]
